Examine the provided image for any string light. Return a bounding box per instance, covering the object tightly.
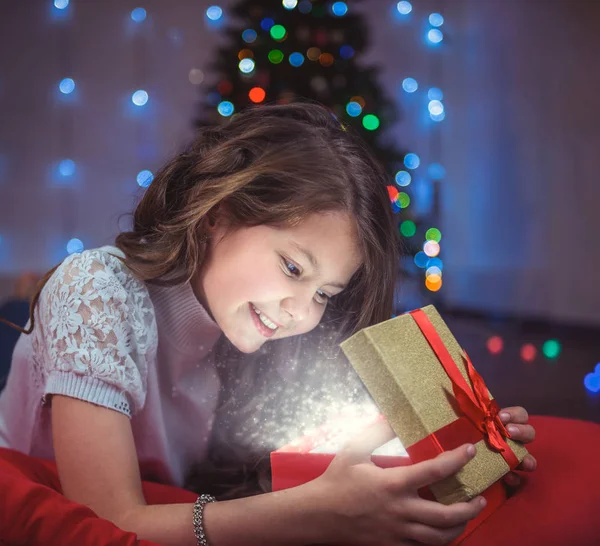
[270,24,287,41]
[268,50,284,64]
[339,45,354,59]
[404,153,420,169]
[331,2,348,16]
[362,114,380,130]
[395,171,411,186]
[429,13,444,27]
[542,339,562,359]
[428,100,444,116]
[425,228,442,242]
[400,220,416,237]
[319,53,334,67]
[521,344,537,362]
[59,159,75,177]
[428,29,444,44]
[423,240,440,257]
[346,101,362,117]
[54,0,69,9]
[239,58,255,74]
[282,0,298,9]
[486,336,504,355]
[261,18,275,31]
[249,87,266,103]
[289,52,304,67]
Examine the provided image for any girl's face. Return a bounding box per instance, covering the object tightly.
[192,211,362,354]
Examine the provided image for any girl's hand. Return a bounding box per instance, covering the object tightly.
[311,420,487,546]
[499,406,537,488]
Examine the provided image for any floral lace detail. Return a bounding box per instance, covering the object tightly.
[32,247,157,414]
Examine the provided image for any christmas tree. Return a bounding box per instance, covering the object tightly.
[195,0,427,299]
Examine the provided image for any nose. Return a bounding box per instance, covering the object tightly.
[280,289,313,326]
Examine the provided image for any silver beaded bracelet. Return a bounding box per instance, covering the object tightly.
[192,494,216,546]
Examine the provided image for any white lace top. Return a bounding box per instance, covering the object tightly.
[0,246,224,486]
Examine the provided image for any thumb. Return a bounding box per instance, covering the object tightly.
[337,418,397,465]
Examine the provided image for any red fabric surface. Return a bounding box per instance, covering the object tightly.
[0,415,599,545]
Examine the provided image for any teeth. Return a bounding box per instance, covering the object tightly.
[252,305,278,330]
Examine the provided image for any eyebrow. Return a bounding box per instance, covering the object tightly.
[290,241,348,290]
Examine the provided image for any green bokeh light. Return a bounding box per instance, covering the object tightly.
[268,49,284,64]
[400,220,416,237]
[542,339,561,359]
[397,192,410,208]
[270,24,287,41]
[362,114,380,130]
[426,228,442,242]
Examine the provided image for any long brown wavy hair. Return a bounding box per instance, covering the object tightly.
[1,101,399,497]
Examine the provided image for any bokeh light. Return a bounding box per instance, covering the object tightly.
[136,170,153,188]
[289,52,304,67]
[426,266,442,278]
[425,227,442,242]
[249,87,266,103]
[397,1,412,15]
[426,275,442,292]
[402,77,418,93]
[423,240,440,257]
[66,238,84,254]
[404,153,420,169]
[584,371,600,393]
[242,29,257,43]
[217,101,234,117]
[298,0,312,13]
[270,24,287,41]
[362,114,380,130]
[59,78,75,94]
[521,344,537,362]
[283,0,298,9]
[428,100,444,116]
[268,49,284,64]
[486,336,504,355]
[346,101,362,117]
[59,159,75,177]
[54,0,69,9]
[319,53,334,67]
[261,18,275,31]
[542,339,562,359]
[395,170,411,187]
[400,220,416,237]
[188,69,204,85]
[131,7,147,22]
[397,192,410,208]
[414,251,428,268]
[331,2,348,16]
[307,47,321,61]
[428,87,444,101]
[428,29,444,44]
[429,13,444,27]
[428,163,446,179]
[239,58,255,73]
[339,45,355,59]
[206,6,223,21]
[131,90,148,106]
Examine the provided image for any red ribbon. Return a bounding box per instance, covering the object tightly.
[405,309,520,470]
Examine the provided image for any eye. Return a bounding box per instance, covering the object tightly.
[280,256,330,306]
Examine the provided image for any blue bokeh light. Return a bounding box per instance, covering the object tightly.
[427,257,444,271]
[59,159,75,177]
[346,101,362,117]
[131,8,147,22]
[66,238,84,254]
[404,153,420,170]
[54,0,69,9]
[339,45,355,59]
[137,170,153,188]
[428,100,444,116]
[218,101,234,117]
[206,6,223,21]
[298,0,312,14]
[584,372,600,393]
[430,111,446,122]
[414,251,428,268]
[402,77,418,93]
[289,52,305,67]
[395,170,412,187]
[132,90,148,106]
[331,2,348,16]
[242,29,257,43]
[428,29,444,44]
[429,13,444,27]
[428,87,443,101]
[397,1,412,15]
[59,78,75,94]
[261,18,275,31]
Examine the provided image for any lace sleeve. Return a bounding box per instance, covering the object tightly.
[34,248,157,417]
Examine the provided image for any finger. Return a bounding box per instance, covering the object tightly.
[339,419,397,465]
[506,424,536,443]
[516,454,537,472]
[403,520,467,546]
[503,471,521,487]
[404,495,487,529]
[398,444,476,491]
[499,407,529,424]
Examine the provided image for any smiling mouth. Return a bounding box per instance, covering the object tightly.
[250,303,280,338]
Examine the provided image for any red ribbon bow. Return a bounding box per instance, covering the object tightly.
[408,309,520,470]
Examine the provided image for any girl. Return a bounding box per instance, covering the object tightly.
[0,102,536,546]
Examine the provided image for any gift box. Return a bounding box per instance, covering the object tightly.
[271,412,508,546]
[339,305,529,505]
